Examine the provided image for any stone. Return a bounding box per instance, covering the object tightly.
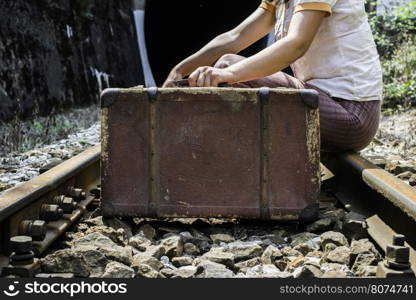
[386,162,416,175]
[135,264,164,278]
[275,256,299,271]
[293,243,313,256]
[396,171,413,180]
[136,224,157,241]
[261,245,283,264]
[306,218,334,233]
[41,249,90,277]
[101,261,134,278]
[320,262,353,277]
[200,247,235,268]
[306,250,323,259]
[355,265,377,277]
[352,253,379,274]
[71,232,133,265]
[84,226,127,246]
[290,232,318,247]
[189,228,212,251]
[304,256,321,268]
[0,183,13,192]
[323,243,337,253]
[76,248,109,277]
[161,236,183,258]
[322,270,347,278]
[179,231,194,243]
[160,268,176,278]
[103,218,133,239]
[271,229,288,244]
[285,257,306,272]
[350,239,381,266]
[172,266,198,278]
[128,234,152,251]
[36,273,75,279]
[409,174,416,186]
[281,247,303,257]
[293,265,323,278]
[235,257,261,273]
[320,231,348,249]
[83,216,105,227]
[131,255,164,271]
[223,241,263,262]
[324,246,351,265]
[183,243,200,256]
[145,245,166,259]
[195,260,234,278]
[246,265,293,278]
[172,256,194,267]
[210,233,235,244]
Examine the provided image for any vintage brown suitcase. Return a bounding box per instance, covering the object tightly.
[101,87,320,221]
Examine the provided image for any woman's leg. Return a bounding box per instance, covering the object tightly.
[214,54,381,152]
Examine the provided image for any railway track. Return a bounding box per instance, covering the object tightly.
[0,145,415,277]
[0,145,101,277]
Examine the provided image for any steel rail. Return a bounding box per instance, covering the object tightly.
[322,152,416,275]
[0,145,101,273]
[0,145,100,220]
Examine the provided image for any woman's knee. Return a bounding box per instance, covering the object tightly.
[214,54,244,69]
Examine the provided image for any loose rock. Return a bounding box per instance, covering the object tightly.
[102,262,134,278]
[172,256,194,267]
[235,257,261,273]
[136,224,157,241]
[306,218,334,233]
[135,264,164,278]
[131,255,164,272]
[324,246,351,265]
[210,233,235,244]
[261,245,283,264]
[71,232,133,265]
[183,243,200,256]
[195,260,234,278]
[223,241,263,262]
[320,231,348,249]
[41,249,90,277]
[172,266,198,278]
[293,265,323,278]
[161,236,183,258]
[246,265,293,278]
[128,234,152,251]
[200,247,235,268]
[290,232,318,247]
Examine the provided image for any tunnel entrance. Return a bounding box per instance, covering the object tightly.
[144,0,269,86]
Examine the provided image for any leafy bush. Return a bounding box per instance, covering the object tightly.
[367,0,416,108]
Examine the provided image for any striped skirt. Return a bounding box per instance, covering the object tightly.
[215,54,381,152]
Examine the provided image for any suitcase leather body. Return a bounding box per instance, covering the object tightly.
[101,87,320,221]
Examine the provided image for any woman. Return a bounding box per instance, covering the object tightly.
[163,0,383,152]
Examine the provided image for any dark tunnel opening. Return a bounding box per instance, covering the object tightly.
[144,0,270,86]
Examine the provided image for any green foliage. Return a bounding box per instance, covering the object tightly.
[368,0,416,108]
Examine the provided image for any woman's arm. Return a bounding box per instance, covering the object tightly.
[188,10,326,87]
[162,7,275,87]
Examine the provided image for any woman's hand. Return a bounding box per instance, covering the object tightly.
[188,66,236,87]
[162,68,184,87]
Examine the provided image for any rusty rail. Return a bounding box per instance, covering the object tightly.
[0,145,101,274]
[322,152,416,276]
